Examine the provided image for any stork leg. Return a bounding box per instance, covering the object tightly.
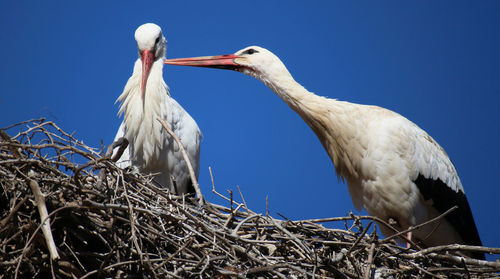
[406,229,413,249]
[388,217,413,248]
[170,175,178,194]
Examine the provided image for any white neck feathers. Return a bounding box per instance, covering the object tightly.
[257,68,363,180]
[117,58,170,169]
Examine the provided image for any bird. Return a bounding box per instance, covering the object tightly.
[112,23,202,195]
[164,46,484,259]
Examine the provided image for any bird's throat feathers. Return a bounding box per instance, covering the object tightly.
[116,58,170,167]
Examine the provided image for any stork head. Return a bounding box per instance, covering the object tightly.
[134,23,166,99]
[164,46,291,82]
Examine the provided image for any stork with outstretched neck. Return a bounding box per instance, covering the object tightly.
[113,23,201,194]
[164,46,484,259]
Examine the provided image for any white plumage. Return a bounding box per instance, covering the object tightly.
[113,23,201,194]
[165,46,483,259]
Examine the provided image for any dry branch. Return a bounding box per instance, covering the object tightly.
[27,177,60,261]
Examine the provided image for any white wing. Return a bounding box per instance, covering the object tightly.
[406,121,463,193]
[167,98,202,193]
[399,114,483,255]
[355,108,482,257]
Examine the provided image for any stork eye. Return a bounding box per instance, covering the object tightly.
[242,48,259,55]
[155,37,160,44]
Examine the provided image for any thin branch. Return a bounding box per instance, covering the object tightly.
[27,177,60,261]
[347,221,372,255]
[0,196,28,228]
[410,244,500,257]
[236,185,249,212]
[363,242,375,279]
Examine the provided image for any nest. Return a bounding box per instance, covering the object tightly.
[0,119,499,278]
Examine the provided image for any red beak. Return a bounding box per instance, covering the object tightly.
[140,49,155,100]
[164,54,241,70]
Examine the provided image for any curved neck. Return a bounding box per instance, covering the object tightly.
[257,70,361,179]
[258,70,323,126]
[258,69,311,112]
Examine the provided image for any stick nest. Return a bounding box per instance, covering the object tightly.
[0,119,499,278]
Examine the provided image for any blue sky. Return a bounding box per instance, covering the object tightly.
[1,1,499,253]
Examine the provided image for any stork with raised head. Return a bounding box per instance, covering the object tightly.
[113,23,201,194]
[164,46,484,258]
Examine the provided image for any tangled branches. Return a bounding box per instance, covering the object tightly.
[0,119,499,278]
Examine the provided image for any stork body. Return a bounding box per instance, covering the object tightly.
[113,23,201,194]
[165,46,483,258]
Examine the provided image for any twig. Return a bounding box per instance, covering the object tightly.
[224,203,243,228]
[0,130,23,158]
[80,258,165,279]
[0,196,28,228]
[123,183,143,264]
[347,221,372,255]
[300,214,419,249]
[412,244,500,256]
[401,252,500,269]
[270,218,314,260]
[63,242,87,273]
[266,195,269,217]
[232,214,262,237]
[210,167,256,214]
[154,238,193,271]
[236,185,249,212]
[0,117,45,131]
[0,142,98,160]
[363,242,375,279]
[27,177,60,261]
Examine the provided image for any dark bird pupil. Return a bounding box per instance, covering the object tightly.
[244,48,258,55]
[155,37,160,44]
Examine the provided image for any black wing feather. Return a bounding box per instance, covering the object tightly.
[414,174,484,260]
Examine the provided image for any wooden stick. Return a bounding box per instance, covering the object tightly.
[157,117,204,204]
[236,185,249,212]
[28,178,60,261]
[0,196,28,228]
[209,167,256,214]
[0,129,23,158]
[347,221,373,255]
[402,251,500,269]
[410,244,500,256]
[363,242,376,279]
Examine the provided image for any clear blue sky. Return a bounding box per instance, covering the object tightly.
[1,1,499,252]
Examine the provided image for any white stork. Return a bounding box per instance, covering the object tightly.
[164,46,484,258]
[112,23,201,194]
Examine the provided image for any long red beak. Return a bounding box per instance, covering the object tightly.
[141,49,154,100]
[164,54,241,70]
